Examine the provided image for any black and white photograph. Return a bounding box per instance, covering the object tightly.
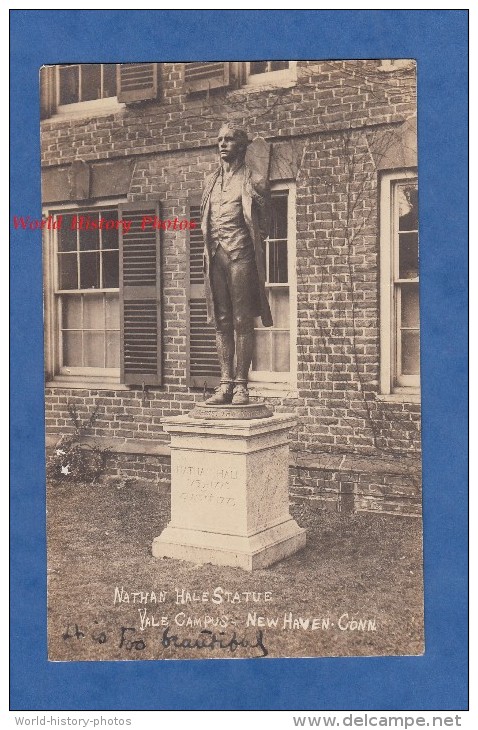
[40,59,423,661]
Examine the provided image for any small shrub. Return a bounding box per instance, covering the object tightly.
[47,401,109,484]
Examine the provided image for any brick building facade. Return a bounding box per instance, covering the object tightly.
[41,60,421,515]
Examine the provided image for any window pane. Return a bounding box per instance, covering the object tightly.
[105,294,119,329]
[58,217,77,252]
[272,331,290,372]
[269,240,288,283]
[84,332,105,367]
[270,61,289,71]
[79,217,100,251]
[270,194,288,239]
[81,64,102,102]
[103,251,119,288]
[250,62,267,75]
[398,183,418,231]
[83,294,104,329]
[59,65,79,105]
[63,331,82,367]
[100,213,120,249]
[80,252,100,289]
[401,286,419,328]
[401,331,420,376]
[58,253,78,290]
[250,61,289,74]
[398,232,418,279]
[252,330,271,371]
[270,289,289,328]
[102,64,117,98]
[106,331,120,368]
[62,296,82,329]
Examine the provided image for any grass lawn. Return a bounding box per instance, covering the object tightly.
[47,477,424,661]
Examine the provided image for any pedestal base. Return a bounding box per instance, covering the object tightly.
[152,413,306,571]
[153,518,306,571]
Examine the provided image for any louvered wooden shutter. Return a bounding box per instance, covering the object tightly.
[184,62,230,93]
[187,197,220,388]
[117,63,158,103]
[119,202,161,386]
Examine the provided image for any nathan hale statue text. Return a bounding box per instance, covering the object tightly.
[200,123,273,406]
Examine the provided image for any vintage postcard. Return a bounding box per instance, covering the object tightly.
[38,59,425,662]
[10,7,470,714]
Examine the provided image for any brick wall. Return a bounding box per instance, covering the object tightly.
[41,61,417,167]
[105,452,171,486]
[290,451,421,516]
[292,129,421,454]
[42,60,421,513]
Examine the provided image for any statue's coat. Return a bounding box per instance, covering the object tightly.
[200,165,273,328]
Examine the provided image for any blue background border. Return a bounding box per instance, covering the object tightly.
[10,10,468,711]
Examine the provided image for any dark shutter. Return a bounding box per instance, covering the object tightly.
[40,66,56,119]
[187,197,220,388]
[117,63,158,103]
[184,62,230,93]
[119,202,162,386]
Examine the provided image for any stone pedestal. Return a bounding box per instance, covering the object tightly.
[152,413,306,571]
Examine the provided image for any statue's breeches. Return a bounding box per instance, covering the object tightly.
[210,244,259,334]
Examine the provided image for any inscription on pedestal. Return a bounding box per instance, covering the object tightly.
[179,493,236,507]
[171,456,244,533]
[175,464,238,481]
[175,464,238,505]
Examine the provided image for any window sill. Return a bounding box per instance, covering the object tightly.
[245,73,297,90]
[248,382,298,400]
[376,392,421,404]
[46,378,130,391]
[46,378,299,399]
[48,98,125,121]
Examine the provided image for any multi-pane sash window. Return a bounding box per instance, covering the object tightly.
[56,209,120,375]
[58,64,117,106]
[380,171,419,394]
[395,181,419,385]
[251,189,294,382]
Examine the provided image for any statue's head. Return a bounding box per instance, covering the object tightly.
[217,122,249,164]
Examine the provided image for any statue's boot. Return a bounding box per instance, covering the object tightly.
[232,332,254,405]
[204,331,235,405]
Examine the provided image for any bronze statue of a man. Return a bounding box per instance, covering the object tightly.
[200,123,273,405]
